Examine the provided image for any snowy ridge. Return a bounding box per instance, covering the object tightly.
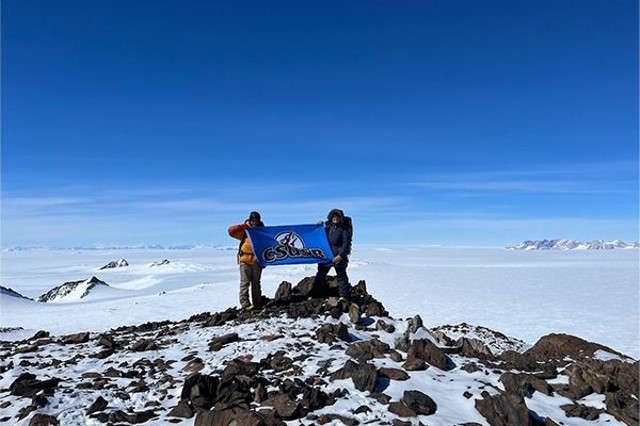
[36,276,109,303]
[99,258,129,270]
[0,277,636,426]
[0,285,32,300]
[506,239,640,250]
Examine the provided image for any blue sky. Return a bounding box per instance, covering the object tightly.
[2,0,638,247]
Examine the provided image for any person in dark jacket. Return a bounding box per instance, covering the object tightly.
[311,208,352,301]
[228,211,265,312]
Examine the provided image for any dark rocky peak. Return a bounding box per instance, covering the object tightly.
[99,259,129,270]
[0,285,32,300]
[149,259,171,267]
[36,276,109,303]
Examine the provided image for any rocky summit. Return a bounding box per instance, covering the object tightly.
[36,276,109,303]
[0,276,637,426]
[99,259,130,270]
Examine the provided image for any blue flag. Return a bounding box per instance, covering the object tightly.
[246,224,333,267]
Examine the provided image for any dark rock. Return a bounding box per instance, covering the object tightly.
[316,323,350,344]
[348,303,361,324]
[345,339,390,361]
[560,403,604,420]
[168,400,194,418]
[376,320,396,333]
[351,362,378,392]
[606,390,639,425]
[62,332,90,344]
[389,350,403,362]
[525,333,626,365]
[402,357,427,371]
[209,333,239,351]
[96,333,116,348]
[461,362,482,374]
[364,301,387,317]
[180,373,220,410]
[202,308,238,327]
[407,339,454,371]
[402,390,437,415]
[254,382,267,403]
[182,358,205,373]
[93,348,114,359]
[378,367,410,381]
[107,409,156,424]
[457,337,496,361]
[388,401,417,417]
[370,393,391,404]
[86,395,108,414]
[199,405,285,426]
[408,315,424,333]
[131,339,158,351]
[354,405,371,414]
[28,414,59,426]
[475,391,539,426]
[274,281,292,304]
[10,373,61,397]
[292,276,316,297]
[352,280,368,295]
[262,393,302,420]
[30,330,50,340]
[500,372,553,398]
[329,359,359,381]
[31,394,48,408]
[317,413,359,425]
[221,358,260,382]
[301,386,329,411]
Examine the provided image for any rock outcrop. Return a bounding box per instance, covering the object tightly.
[99,259,129,270]
[1,275,636,425]
[36,276,109,303]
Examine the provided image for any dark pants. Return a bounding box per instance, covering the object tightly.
[312,258,350,299]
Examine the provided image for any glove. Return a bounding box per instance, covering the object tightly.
[333,255,342,264]
[316,220,324,226]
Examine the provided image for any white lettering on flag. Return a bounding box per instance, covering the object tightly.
[246,224,333,267]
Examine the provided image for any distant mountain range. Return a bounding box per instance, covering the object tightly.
[507,239,640,250]
[2,244,234,252]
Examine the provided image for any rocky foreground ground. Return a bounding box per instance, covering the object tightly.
[0,277,638,426]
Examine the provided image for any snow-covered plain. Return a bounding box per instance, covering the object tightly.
[2,245,638,359]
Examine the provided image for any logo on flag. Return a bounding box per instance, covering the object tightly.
[246,224,332,266]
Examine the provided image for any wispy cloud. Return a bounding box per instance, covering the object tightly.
[404,161,638,195]
[0,184,404,246]
[2,161,637,247]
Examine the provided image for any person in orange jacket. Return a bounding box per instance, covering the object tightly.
[228,211,265,312]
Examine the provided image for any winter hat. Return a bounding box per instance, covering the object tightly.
[248,211,261,221]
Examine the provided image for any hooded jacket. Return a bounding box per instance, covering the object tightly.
[228,220,264,265]
[325,209,351,258]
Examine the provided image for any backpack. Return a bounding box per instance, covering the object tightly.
[343,215,353,255]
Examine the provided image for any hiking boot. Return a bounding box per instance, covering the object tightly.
[243,304,254,312]
[337,296,348,303]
